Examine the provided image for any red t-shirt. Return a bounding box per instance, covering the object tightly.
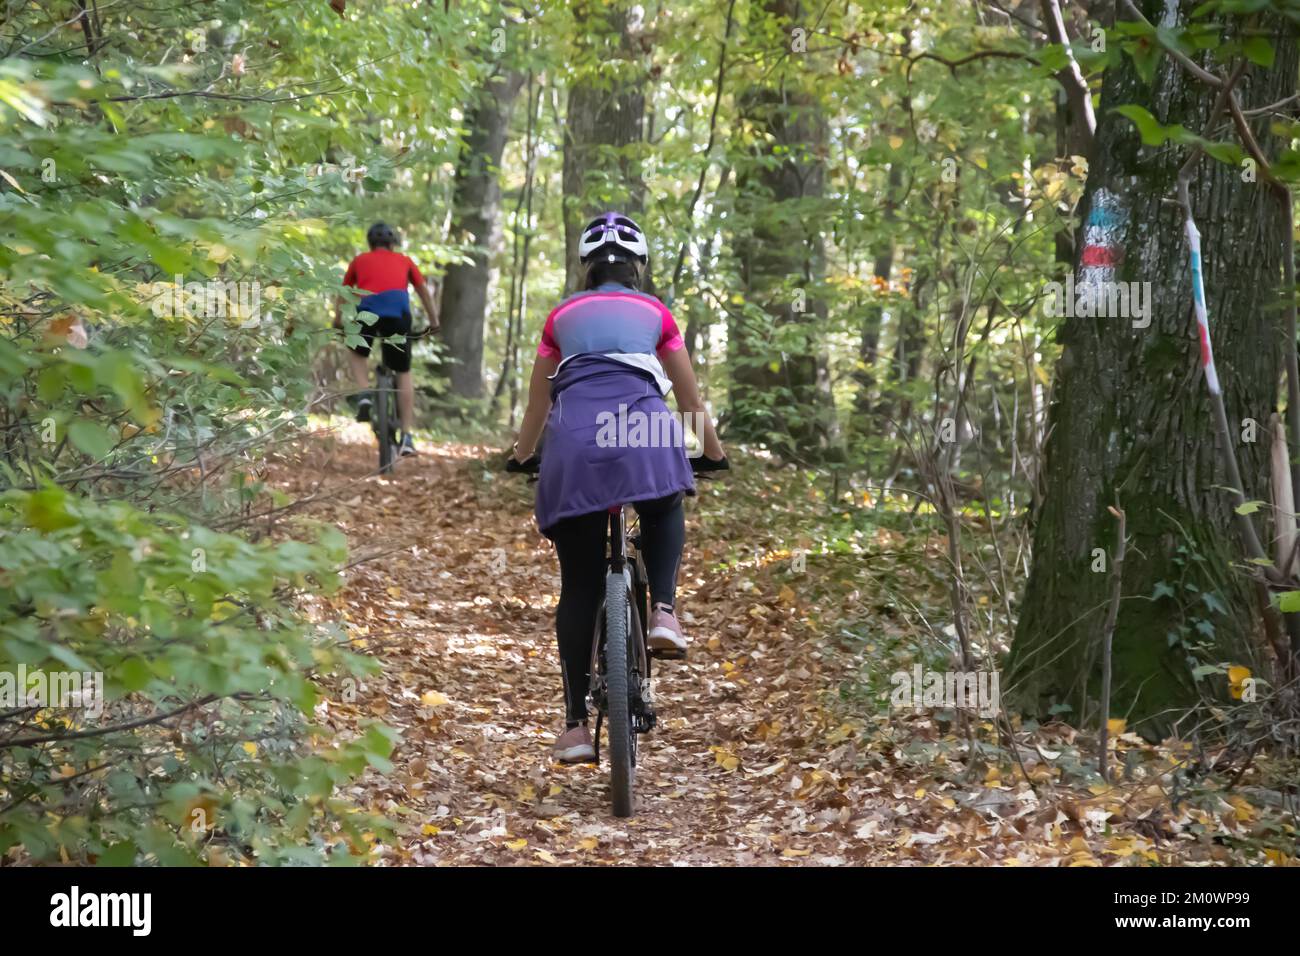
[343,249,427,295]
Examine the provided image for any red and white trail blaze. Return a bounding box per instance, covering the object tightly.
[1184,219,1221,396]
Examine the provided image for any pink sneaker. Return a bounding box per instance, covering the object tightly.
[647,603,687,658]
[552,724,595,763]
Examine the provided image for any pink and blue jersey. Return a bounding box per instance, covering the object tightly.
[538,283,684,363]
[531,282,694,531]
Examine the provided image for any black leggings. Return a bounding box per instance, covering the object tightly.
[549,493,685,726]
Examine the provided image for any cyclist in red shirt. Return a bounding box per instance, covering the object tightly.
[334,223,439,456]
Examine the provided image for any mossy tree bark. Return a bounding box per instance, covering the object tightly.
[1007,2,1297,735]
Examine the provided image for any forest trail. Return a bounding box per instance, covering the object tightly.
[271,423,887,865]
[266,424,1249,868]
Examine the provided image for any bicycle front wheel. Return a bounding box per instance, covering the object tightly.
[603,571,634,818]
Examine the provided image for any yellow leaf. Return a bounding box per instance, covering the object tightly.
[421,690,450,708]
[782,847,811,857]
[210,600,239,621]
[710,746,741,772]
[777,585,796,605]
[824,721,856,743]
[505,838,527,851]
[242,742,257,757]
[1067,836,1099,867]
[387,586,402,598]
[536,849,557,863]
[421,824,440,836]
[1107,718,1126,735]
[889,135,904,150]
[578,837,599,851]
[1228,796,1256,823]
[1228,665,1251,700]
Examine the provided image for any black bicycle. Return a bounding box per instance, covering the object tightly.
[365,326,433,475]
[508,450,728,817]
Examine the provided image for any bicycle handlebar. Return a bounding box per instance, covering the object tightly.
[334,304,438,334]
[505,452,729,478]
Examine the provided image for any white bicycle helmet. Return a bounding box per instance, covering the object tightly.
[578,212,648,263]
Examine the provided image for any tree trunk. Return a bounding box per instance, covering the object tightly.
[1007,2,1297,735]
[854,163,901,423]
[562,1,648,295]
[729,0,832,458]
[440,66,525,399]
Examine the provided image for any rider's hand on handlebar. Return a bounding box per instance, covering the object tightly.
[505,451,541,474]
[691,454,730,476]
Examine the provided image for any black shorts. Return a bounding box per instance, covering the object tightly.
[348,311,413,373]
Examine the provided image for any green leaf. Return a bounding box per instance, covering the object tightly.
[117,657,153,692]
[1113,104,1184,146]
[68,420,113,458]
[1130,41,1164,85]
[1242,36,1275,67]
[37,365,65,402]
[96,841,138,866]
[23,486,78,532]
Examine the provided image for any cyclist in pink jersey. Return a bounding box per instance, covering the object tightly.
[509,213,727,763]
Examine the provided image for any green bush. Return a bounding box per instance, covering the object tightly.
[0,484,395,865]
[0,11,449,862]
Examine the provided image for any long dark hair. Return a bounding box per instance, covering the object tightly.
[584,257,645,291]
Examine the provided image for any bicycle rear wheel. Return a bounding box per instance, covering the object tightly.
[375,371,395,474]
[603,571,634,818]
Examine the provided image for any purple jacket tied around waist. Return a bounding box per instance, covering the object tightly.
[534,354,695,536]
